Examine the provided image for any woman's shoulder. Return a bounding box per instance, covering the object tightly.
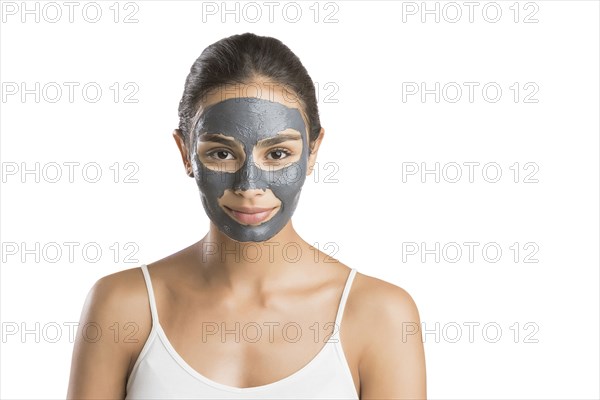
[347,269,422,335]
[82,266,152,337]
[331,266,423,376]
[347,270,426,396]
[69,266,152,395]
[85,239,193,310]
[89,266,149,310]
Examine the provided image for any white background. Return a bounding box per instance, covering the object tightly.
[1,1,598,399]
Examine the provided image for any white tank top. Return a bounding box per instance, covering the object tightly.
[125,264,360,399]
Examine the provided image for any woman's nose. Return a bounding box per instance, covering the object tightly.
[232,161,266,193]
[233,187,266,198]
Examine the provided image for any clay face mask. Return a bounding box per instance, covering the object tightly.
[191,97,309,242]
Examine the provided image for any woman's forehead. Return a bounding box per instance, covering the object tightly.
[201,81,302,108]
[194,82,311,137]
[195,97,307,143]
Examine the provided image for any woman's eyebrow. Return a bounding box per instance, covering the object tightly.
[199,133,239,146]
[256,132,301,148]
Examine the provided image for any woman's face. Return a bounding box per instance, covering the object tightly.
[180,82,319,243]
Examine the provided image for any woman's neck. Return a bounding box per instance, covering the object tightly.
[193,221,314,293]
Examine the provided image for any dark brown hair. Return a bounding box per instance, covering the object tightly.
[177,32,321,151]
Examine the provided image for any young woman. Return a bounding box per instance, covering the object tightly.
[67,32,427,399]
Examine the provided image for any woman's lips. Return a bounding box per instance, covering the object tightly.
[224,206,278,225]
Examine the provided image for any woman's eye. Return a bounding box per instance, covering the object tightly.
[267,149,291,160]
[208,150,235,160]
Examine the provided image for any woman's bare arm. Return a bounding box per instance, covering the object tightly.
[67,270,149,399]
[358,283,427,399]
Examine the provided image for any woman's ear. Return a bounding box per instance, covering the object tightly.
[307,127,325,176]
[173,129,194,177]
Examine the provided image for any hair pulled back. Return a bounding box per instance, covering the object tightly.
[177,32,321,151]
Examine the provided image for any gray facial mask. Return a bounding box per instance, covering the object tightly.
[191,97,309,242]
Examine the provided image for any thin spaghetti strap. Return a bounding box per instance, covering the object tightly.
[139,264,160,325]
[332,268,357,340]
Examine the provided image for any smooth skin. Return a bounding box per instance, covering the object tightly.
[67,79,427,399]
